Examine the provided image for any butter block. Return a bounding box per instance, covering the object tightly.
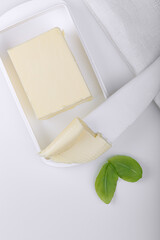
[8,28,92,119]
[40,118,111,163]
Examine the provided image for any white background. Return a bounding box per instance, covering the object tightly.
[0,1,160,240]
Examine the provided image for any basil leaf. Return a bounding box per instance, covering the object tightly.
[108,155,142,182]
[95,162,118,204]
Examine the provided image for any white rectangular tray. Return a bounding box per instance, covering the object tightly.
[0,1,106,167]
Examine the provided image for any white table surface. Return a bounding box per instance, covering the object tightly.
[0,1,160,240]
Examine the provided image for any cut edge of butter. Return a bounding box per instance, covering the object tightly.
[39,97,92,120]
[40,118,111,164]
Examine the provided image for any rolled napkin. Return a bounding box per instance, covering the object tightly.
[84,0,160,107]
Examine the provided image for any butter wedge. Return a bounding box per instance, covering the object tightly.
[8,28,92,119]
[40,118,111,163]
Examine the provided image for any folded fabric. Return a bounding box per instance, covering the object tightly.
[85,0,160,107]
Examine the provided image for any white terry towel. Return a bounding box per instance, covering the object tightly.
[85,0,160,107]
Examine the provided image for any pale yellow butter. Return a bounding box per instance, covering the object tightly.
[8,28,92,119]
[40,118,111,163]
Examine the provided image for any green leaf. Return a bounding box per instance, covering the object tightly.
[108,155,142,182]
[95,162,118,204]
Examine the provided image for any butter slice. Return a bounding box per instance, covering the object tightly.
[8,28,92,119]
[40,118,111,163]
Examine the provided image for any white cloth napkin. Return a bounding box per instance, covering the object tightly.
[85,0,160,107]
